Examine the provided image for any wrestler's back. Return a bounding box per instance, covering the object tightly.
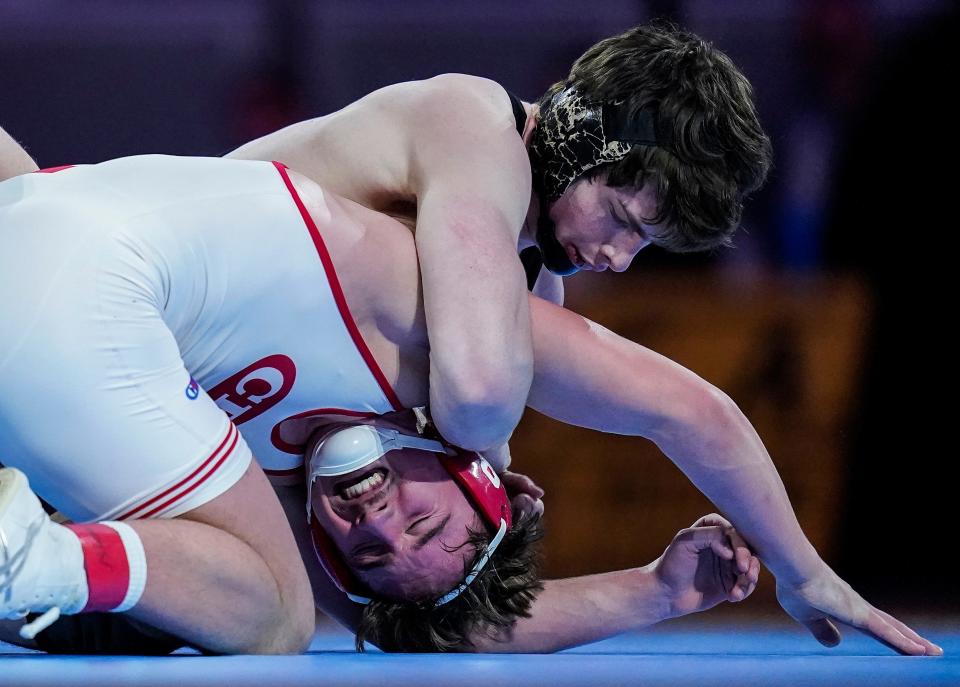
[227,74,522,223]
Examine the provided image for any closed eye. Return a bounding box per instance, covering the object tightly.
[352,544,390,571]
[406,515,431,534]
[351,514,449,571]
[610,203,629,227]
[618,201,651,242]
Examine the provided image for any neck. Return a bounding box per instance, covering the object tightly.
[519,194,541,250]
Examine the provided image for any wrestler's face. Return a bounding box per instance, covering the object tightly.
[547,176,659,272]
[310,442,482,601]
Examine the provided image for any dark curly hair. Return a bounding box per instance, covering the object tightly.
[354,512,544,652]
[538,21,773,252]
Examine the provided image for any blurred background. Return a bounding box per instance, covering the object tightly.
[1,0,956,620]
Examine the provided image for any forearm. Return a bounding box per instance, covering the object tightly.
[419,198,533,451]
[471,566,669,653]
[653,397,822,584]
[1,125,39,180]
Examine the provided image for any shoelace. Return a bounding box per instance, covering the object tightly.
[0,510,64,639]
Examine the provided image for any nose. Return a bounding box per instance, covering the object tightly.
[353,497,389,524]
[600,237,648,272]
[355,500,405,541]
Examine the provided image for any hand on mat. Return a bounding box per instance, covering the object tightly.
[775,565,944,656]
[500,470,545,521]
[653,513,760,619]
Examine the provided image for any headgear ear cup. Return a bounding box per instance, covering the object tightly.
[440,451,512,530]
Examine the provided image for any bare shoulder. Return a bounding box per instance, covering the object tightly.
[401,75,531,218]
[409,73,525,147]
[330,73,517,139]
[419,73,518,115]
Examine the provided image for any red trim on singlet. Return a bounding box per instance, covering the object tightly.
[34,165,76,174]
[271,161,403,412]
[115,423,240,520]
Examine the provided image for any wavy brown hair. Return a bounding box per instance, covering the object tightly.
[539,21,773,252]
[354,512,544,652]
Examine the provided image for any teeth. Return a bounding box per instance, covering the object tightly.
[343,471,385,499]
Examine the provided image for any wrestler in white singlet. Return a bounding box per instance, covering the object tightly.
[0,155,402,522]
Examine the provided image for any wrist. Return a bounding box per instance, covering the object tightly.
[635,561,676,624]
[766,543,826,586]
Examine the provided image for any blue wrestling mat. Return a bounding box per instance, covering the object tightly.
[2,615,957,687]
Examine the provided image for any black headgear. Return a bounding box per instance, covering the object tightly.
[529,85,670,274]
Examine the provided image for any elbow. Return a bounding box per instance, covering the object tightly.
[655,382,746,457]
[689,385,743,432]
[430,370,528,451]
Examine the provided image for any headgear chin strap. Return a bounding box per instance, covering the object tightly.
[535,212,579,276]
[307,420,512,606]
[529,84,669,274]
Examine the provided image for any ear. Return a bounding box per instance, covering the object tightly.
[522,105,539,146]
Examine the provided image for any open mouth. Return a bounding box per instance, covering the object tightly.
[335,468,389,500]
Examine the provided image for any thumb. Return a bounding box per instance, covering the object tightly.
[502,471,545,499]
[683,526,731,555]
[805,617,842,647]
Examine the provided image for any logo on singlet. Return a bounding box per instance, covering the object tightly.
[185,378,200,400]
[208,355,297,425]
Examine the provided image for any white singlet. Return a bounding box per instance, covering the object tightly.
[0,155,401,522]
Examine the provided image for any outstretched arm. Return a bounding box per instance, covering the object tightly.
[523,296,942,656]
[1,125,38,180]
[472,514,758,653]
[525,296,821,585]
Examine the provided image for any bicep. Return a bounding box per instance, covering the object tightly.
[526,297,711,440]
[408,87,537,444]
[410,76,532,282]
[412,104,531,295]
[414,184,528,334]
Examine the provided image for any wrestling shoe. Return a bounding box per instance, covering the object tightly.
[0,467,87,638]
